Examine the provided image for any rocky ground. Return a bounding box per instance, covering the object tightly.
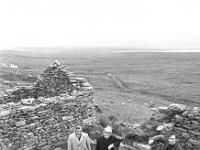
[1,51,200,123]
[1,50,200,149]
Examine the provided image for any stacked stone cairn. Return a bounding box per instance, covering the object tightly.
[0,62,95,150]
[148,103,200,150]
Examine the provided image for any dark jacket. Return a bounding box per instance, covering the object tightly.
[95,135,123,150]
[152,135,183,150]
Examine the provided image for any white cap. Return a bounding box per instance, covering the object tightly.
[104,126,112,133]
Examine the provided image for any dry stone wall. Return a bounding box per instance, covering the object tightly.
[0,62,95,150]
[118,104,200,150]
[1,63,92,103]
[150,104,200,150]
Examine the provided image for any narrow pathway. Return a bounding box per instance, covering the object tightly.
[107,74,129,92]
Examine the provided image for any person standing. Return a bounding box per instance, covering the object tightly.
[68,126,91,150]
[95,126,123,150]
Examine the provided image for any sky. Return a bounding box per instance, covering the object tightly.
[0,0,200,50]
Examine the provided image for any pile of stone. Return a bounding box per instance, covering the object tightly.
[1,62,93,103]
[0,62,95,150]
[1,85,35,103]
[148,104,200,150]
[117,103,200,150]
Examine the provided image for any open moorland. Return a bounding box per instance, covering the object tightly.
[1,49,200,124]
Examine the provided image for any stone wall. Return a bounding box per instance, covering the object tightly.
[0,62,95,150]
[1,62,92,103]
[117,104,200,150]
[149,104,200,150]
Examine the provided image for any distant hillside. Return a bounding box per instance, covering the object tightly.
[1,47,200,57]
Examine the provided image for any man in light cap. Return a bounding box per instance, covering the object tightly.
[95,126,122,150]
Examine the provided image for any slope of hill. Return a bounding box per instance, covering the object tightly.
[1,50,200,124]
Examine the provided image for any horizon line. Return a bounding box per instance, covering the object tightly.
[0,46,200,51]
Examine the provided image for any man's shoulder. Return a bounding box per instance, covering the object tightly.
[82,132,89,137]
[175,142,183,150]
[110,135,119,140]
[110,135,116,138]
[69,132,75,138]
[97,136,104,140]
[97,135,116,139]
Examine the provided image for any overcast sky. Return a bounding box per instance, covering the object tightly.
[0,0,200,50]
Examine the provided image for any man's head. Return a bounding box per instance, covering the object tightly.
[168,134,177,145]
[75,126,82,138]
[103,126,112,139]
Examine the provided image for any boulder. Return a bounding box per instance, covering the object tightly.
[174,115,184,123]
[168,104,187,112]
[0,110,11,118]
[188,139,200,146]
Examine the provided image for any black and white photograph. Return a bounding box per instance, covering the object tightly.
[0,0,200,150]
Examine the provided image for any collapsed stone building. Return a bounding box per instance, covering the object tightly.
[1,62,200,150]
[0,62,95,150]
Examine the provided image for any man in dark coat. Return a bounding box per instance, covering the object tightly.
[148,134,183,150]
[95,126,123,150]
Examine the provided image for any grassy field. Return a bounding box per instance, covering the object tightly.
[1,49,200,124]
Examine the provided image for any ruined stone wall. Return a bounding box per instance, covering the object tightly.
[0,63,95,150]
[1,63,92,103]
[118,104,200,150]
[150,104,200,150]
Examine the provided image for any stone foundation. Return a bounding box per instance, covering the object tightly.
[0,62,95,150]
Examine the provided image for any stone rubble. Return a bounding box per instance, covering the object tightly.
[117,103,200,150]
[150,104,200,150]
[0,62,95,150]
[2,62,200,150]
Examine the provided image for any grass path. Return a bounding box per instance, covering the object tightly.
[107,74,129,92]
